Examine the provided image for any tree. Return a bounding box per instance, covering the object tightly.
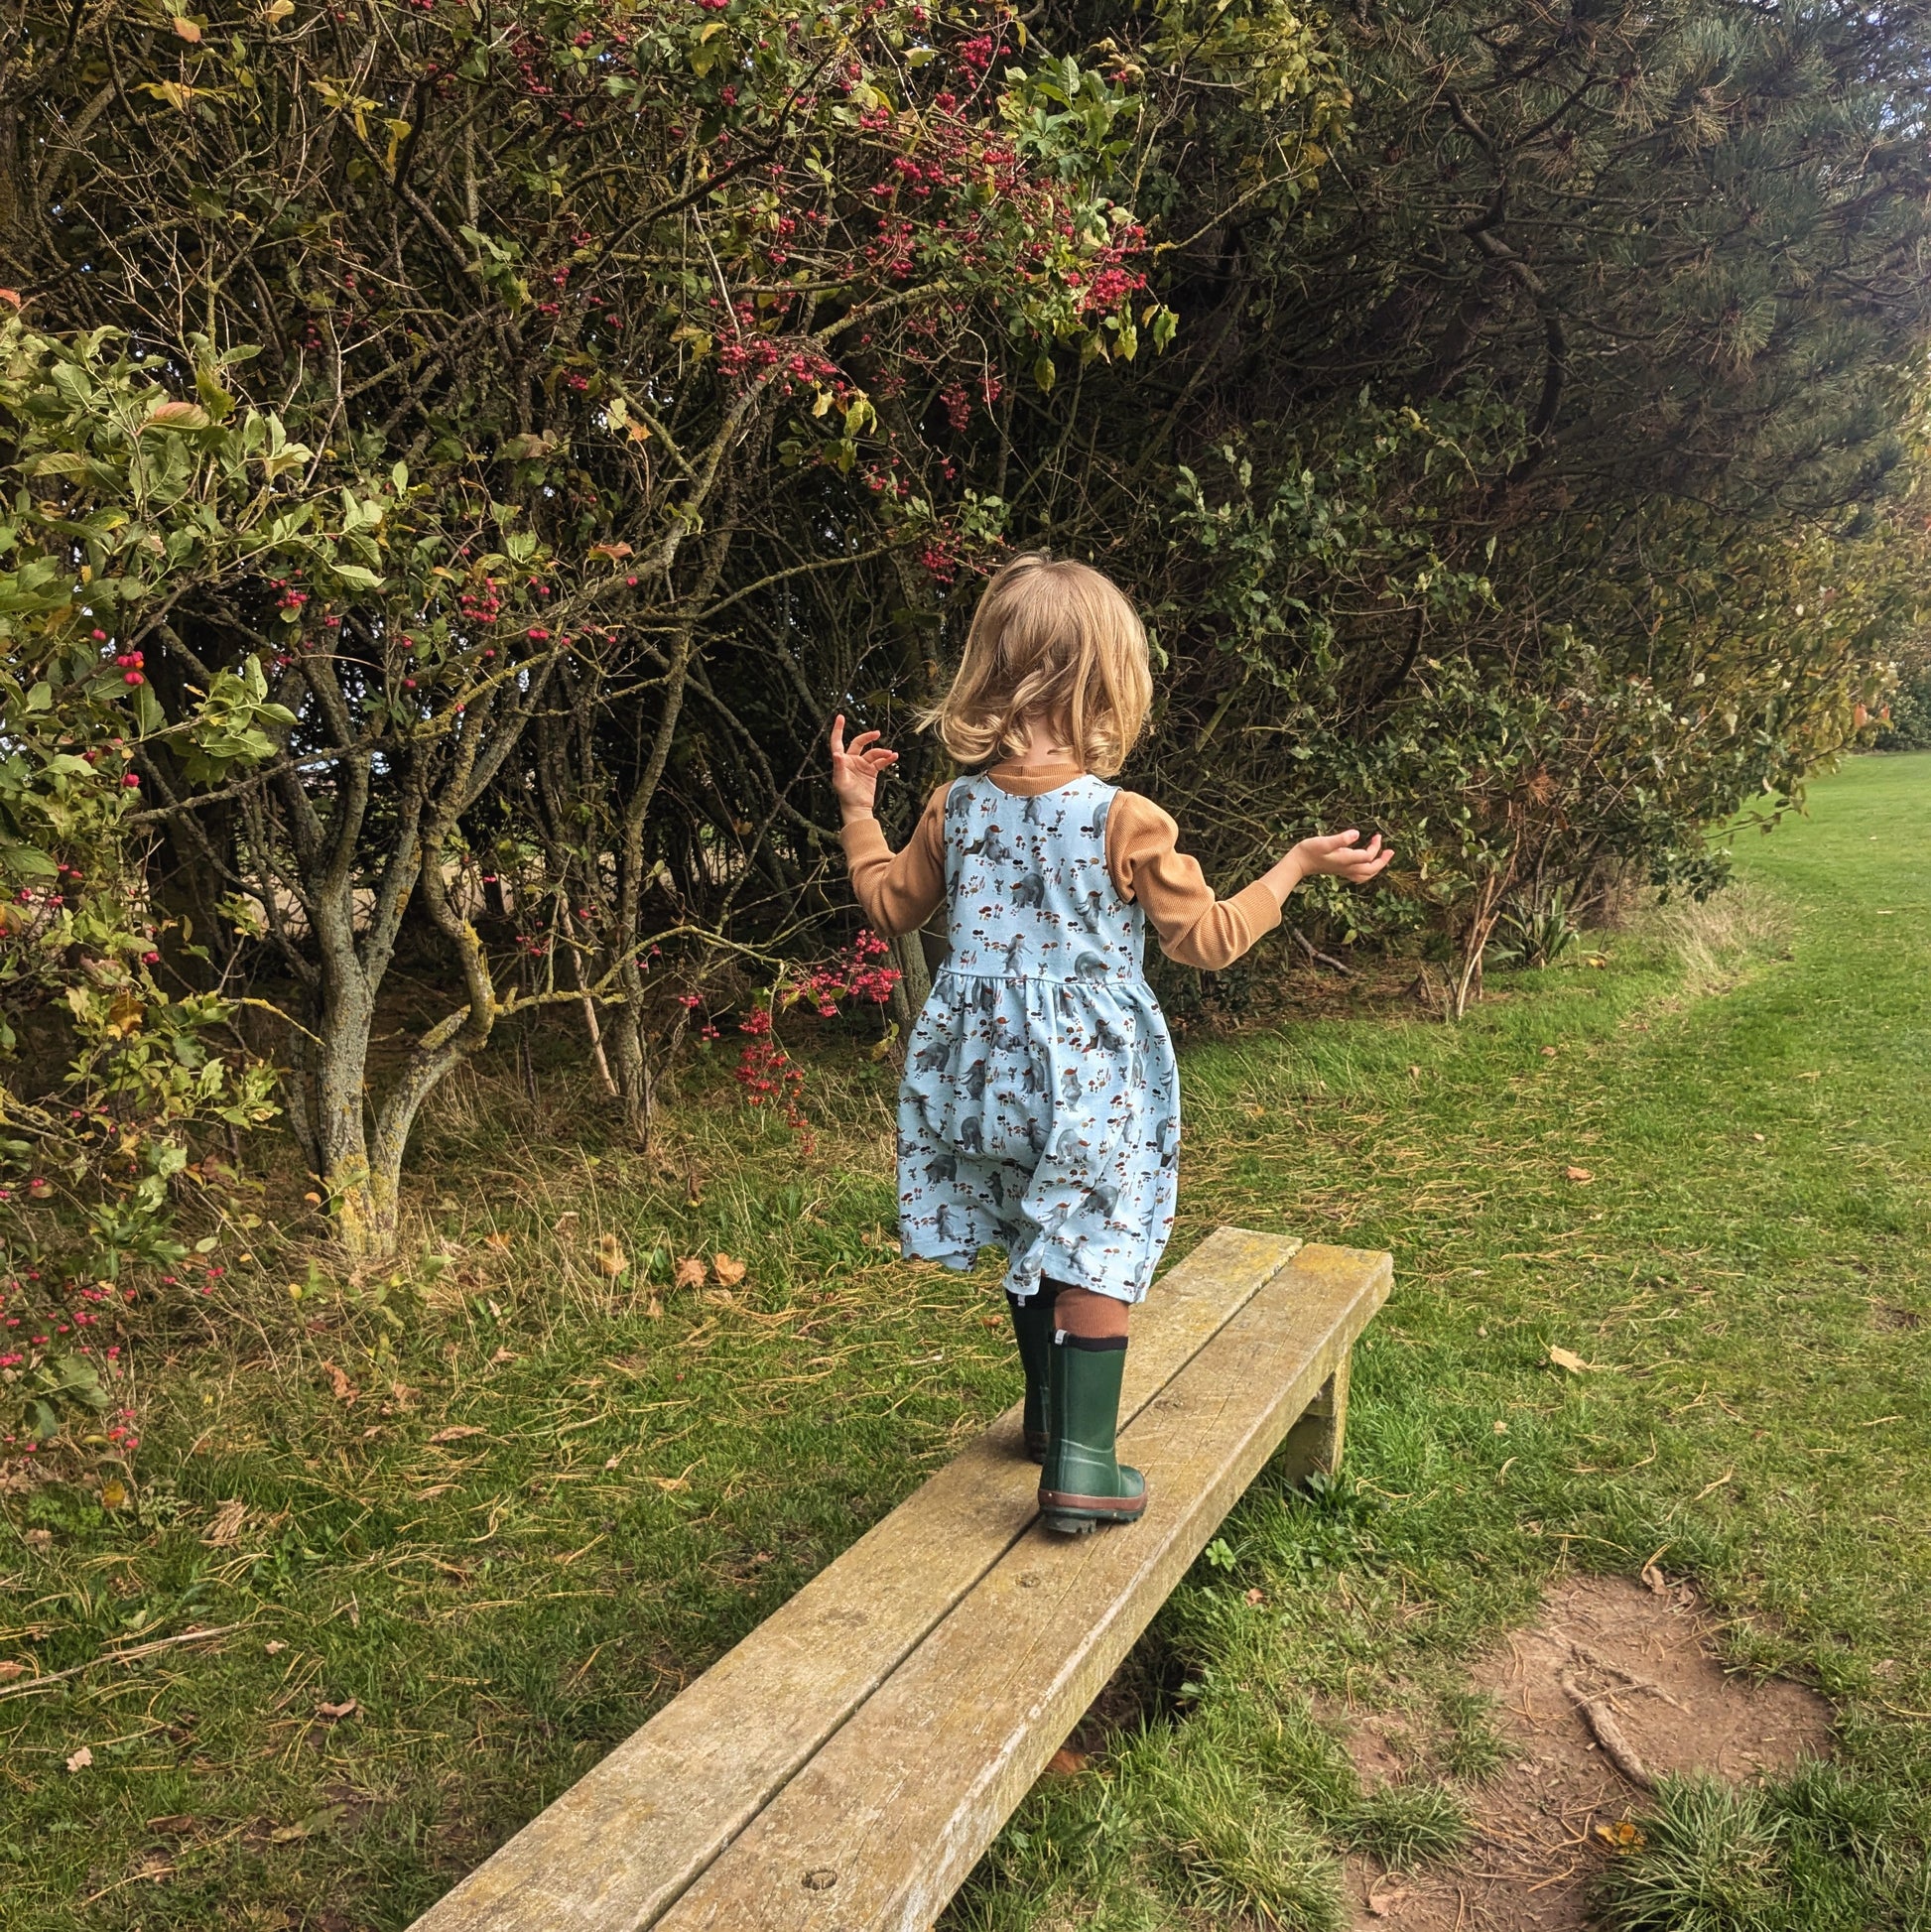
[5,0,1160,1252]
[0,316,321,1439]
[7,0,1930,1301]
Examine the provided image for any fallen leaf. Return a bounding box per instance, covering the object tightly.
[321,1361,357,1404]
[1243,1587,1265,1607]
[711,1252,747,1288]
[264,1640,288,1655]
[66,1745,93,1773]
[482,1230,512,1253]
[701,1288,737,1309]
[596,1233,629,1278]
[0,1661,24,1682]
[204,1497,248,1546]
[263,0,295,16]
[428,1425,485,1444]
[1044,1747,1088,1776]
[173,15,201,39]
[269,1821,312,1844]
[1540,1045,1558,1057]
[24,1527,54,1548]
[0,289,20,310]
[489,1347,517,1364]
[147,1814,195,1835]
[1641,1559,1668,1595]
[1548,1346,1590,1374]
[1597,1819,1647,1849]
[303,1190,322,1206]
[645,1297,663,1320]
[1565,1165,1595,1184]
[673,1256,706,1291]
[100,1478,128,1510]
[603,1455,621,1471]
[315,1698,357,1722]
[651,1476,690,1492]
[1365,1886,1407,1918]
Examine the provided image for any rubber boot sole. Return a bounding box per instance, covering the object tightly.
[1038,1482,1150,1534]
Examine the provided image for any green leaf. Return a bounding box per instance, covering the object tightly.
[194,364,236,422]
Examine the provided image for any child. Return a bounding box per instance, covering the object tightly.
[830,555,1391,1533]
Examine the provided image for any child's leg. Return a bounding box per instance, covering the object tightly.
[1051,1284,1128,1340]
[1008,1279,1120,1462]
[1007,1282,1060,1461]
[1038,1281,1145,1533]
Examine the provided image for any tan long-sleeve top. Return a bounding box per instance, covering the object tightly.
[840,760,1283,972]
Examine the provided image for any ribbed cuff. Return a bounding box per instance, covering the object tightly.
[1228,876,1285,945]
[839,815,890,866]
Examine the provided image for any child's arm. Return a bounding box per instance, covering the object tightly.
[830,714,949,939]
[1110,794,1391,970]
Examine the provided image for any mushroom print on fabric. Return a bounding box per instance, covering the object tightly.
[898,775,1181,1304]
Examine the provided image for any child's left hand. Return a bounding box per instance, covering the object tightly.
[1293,830,1393,885]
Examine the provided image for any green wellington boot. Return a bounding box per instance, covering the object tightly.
[1008,1286,1059,1462]
[1037,1332,1148,1533]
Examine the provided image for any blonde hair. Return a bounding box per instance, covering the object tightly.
[924,555,1152,777]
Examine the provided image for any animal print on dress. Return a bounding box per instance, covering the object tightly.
[897,774,1181,1304]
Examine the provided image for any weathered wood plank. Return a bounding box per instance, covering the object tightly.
[409,1226,1302,1932]
[654,1243,1391,1932]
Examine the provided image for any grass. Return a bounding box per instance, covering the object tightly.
[4,752,1930,1929]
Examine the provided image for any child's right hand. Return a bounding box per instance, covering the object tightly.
[830,712,899,819]
[1293,830,1393,885]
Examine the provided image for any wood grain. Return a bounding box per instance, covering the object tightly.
[657,1243,1392,1932]
[408,1226,1303,1932]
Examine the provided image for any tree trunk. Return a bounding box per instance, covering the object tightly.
[609,1004,657,1145]
[315,973,386,1259]
[889,928,932,1042]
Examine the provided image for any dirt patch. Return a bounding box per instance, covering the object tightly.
[1346,1574,1833,1930]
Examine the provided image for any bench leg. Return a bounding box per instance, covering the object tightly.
[1276,1353,1352,1490]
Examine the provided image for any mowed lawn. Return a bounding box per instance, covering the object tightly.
[2,754,1926,1930]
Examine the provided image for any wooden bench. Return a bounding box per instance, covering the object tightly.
[411,1229,1391,1932]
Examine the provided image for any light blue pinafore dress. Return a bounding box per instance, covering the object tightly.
[897,774,1181,1304]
